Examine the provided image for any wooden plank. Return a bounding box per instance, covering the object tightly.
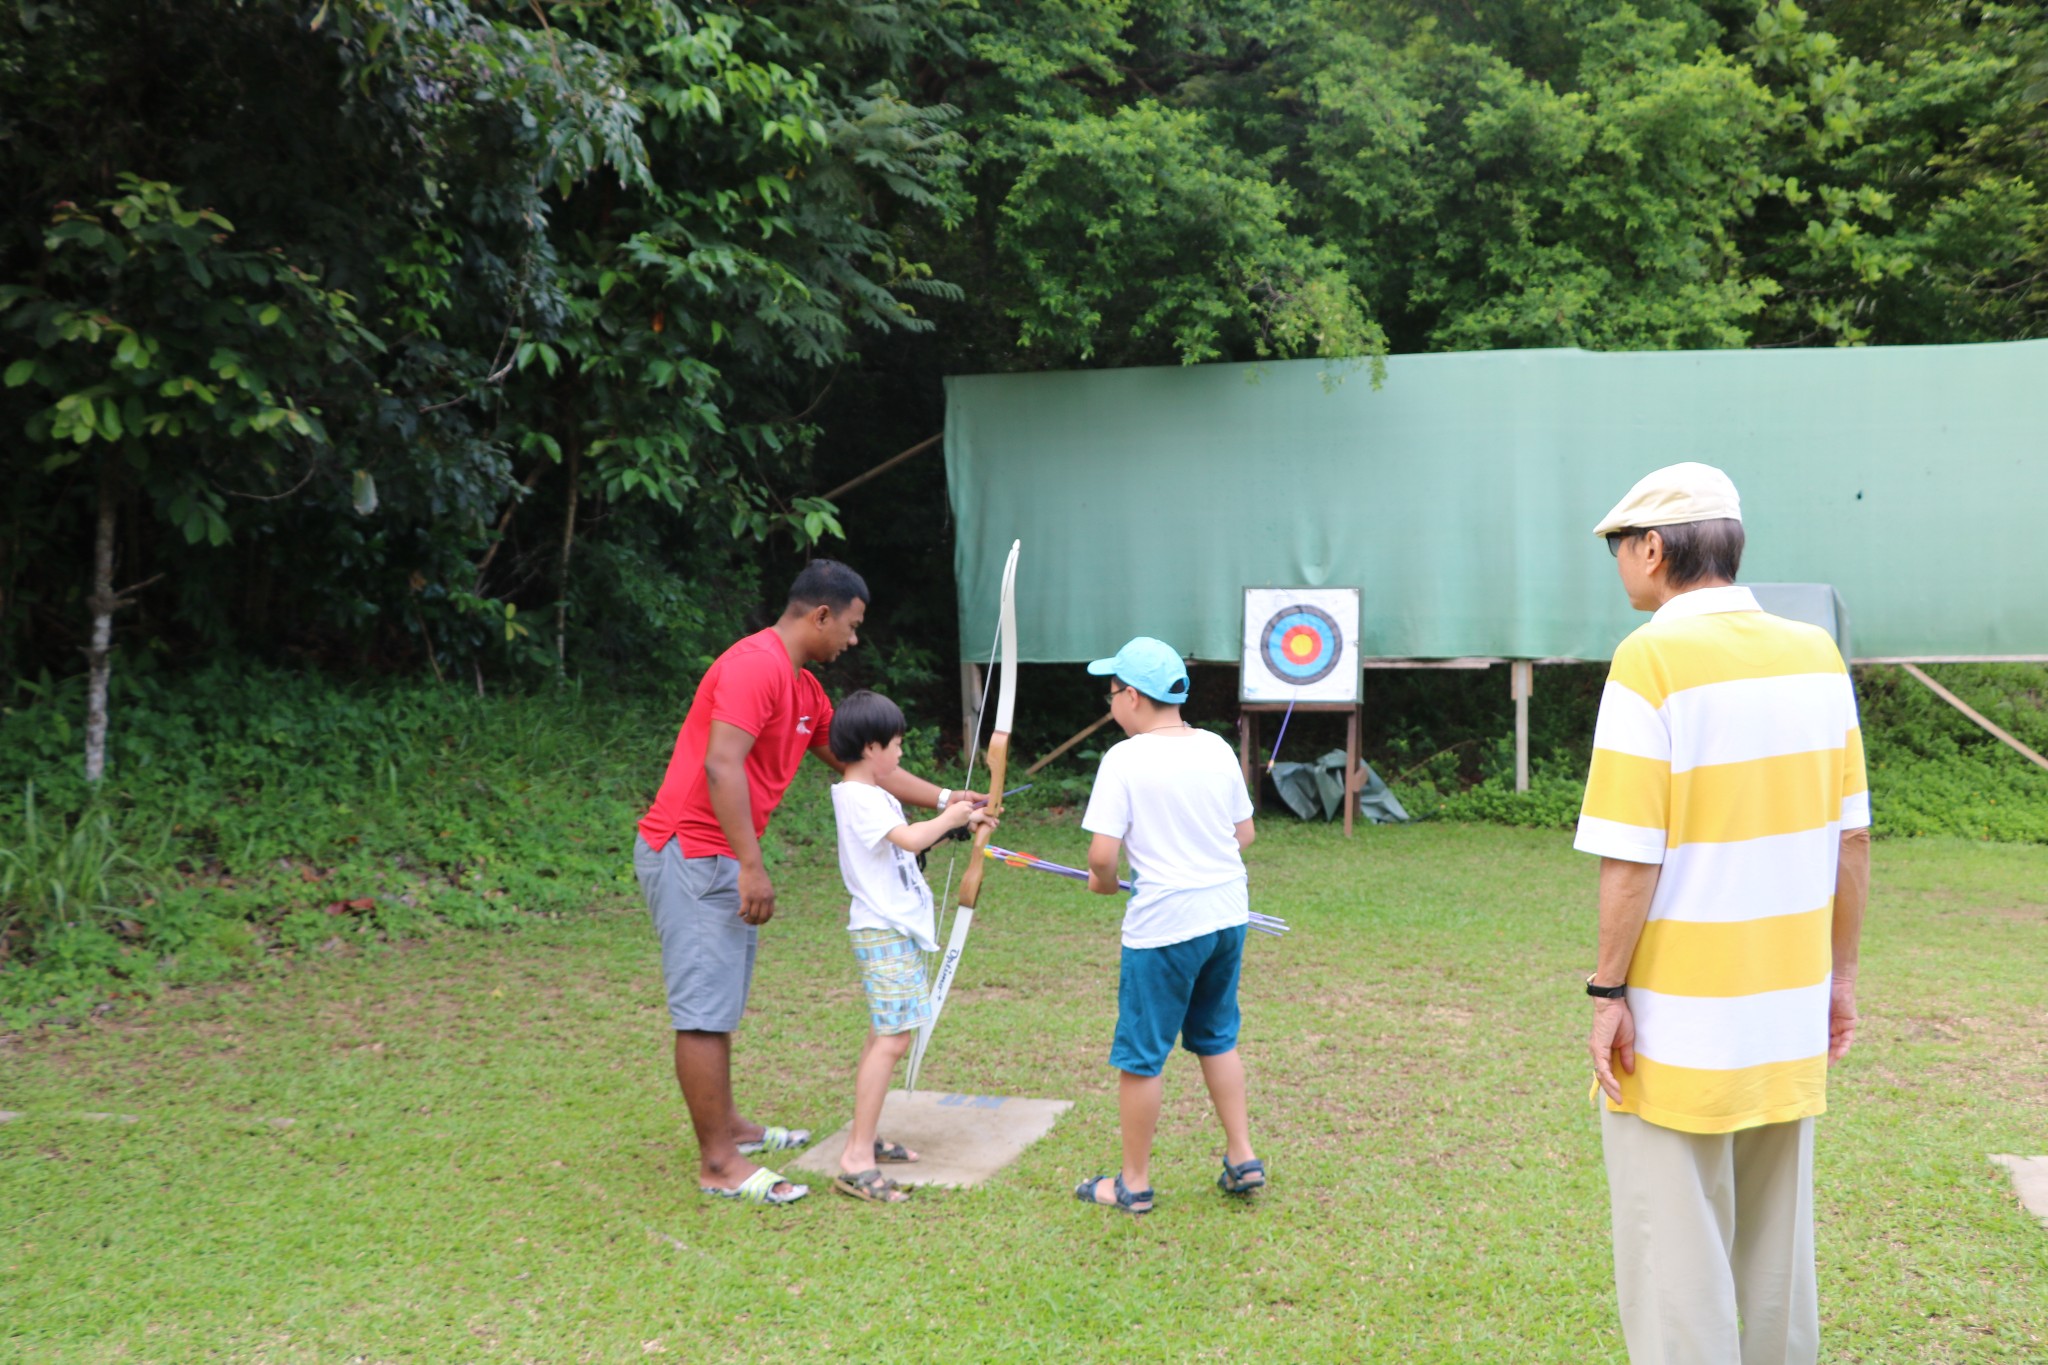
[1022,711,1115,777]
[820,433,942,503]
[1858,655,2048,664]
[1898,663,2048,774]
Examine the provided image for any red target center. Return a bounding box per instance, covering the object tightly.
[1283,626,1320,661]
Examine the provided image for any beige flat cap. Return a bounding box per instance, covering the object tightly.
[1592,462,1742,537]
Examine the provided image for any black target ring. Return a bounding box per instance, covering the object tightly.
[1259,604,1344,686]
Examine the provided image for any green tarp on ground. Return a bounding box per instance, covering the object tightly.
[944,341,2048,663]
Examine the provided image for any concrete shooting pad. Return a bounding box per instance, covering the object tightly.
[789,1090,1073,1189]
[1989,1155,2048,1227]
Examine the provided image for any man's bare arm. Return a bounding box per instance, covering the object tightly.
[1595,857,1659,987]
[1829,827,1872,1062]
[876,765,984,811]
[1590,856,1660,1103]
[704,720,775,924]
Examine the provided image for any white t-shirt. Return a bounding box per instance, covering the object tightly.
[831,782,937,950]
[1081,728,1252,949]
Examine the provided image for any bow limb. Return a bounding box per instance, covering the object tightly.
[907,539,1019,1094]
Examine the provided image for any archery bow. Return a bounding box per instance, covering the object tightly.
[905,538,1019,1094]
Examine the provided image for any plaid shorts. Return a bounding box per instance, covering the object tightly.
[849,927,934,1035]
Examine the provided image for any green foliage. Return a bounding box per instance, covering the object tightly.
[1857,663,2048,842]
[0,785,155,958]
[994,100,1383,366]
[0,658,2043,1017]
[0,667,669,1020]
[0,0,964,698]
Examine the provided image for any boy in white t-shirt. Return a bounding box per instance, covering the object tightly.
[828,689,994,1204]
[1077,637,1262,1215]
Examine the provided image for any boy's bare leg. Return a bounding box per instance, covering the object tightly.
[1198,1048,1256,1165]
[842,1028,914,1175]
[1118,1069,1165,1193]
[675,1030,789,1194]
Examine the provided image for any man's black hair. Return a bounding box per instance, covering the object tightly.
[788,559,870,614]
[1655,518,1745,587]
[828,689,905,763]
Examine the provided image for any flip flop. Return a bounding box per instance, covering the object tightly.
[833,1167,910,1204]
[873,1138,919,1163]
[1075,1172,1153,1215]
[701,1167,808,1205]
[1218,1155,1266,1195]
[735,1125,811,1155]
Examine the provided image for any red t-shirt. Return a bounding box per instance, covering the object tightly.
[637,629,835,857]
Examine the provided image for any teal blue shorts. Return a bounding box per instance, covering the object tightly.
[1109,925,1247,1077]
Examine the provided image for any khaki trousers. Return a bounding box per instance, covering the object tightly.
[1602,1109,1818,1365]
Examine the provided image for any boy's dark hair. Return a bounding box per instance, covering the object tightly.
[788,559,870,614]
[1656,518,1745,587]
[828,689,905,763]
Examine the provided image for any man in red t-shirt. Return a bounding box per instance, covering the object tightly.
[634,560,973,1204]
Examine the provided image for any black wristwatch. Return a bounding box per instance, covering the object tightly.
[1585,975,1627,1000]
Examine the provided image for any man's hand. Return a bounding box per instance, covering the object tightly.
[1828,973,1858,1062]
[737,862,776,926]
[1589,997,1636,1104]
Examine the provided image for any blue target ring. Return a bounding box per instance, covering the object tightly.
[1260,605,1343,685]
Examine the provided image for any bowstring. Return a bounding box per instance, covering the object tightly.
[925,622,1002,987]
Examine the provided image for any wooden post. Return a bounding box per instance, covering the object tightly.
[1511,661,1534,793]
[1238,711,1260,810]
[1343,705,1360,837]
[960,661,984,766]
[1238,701,1364,829]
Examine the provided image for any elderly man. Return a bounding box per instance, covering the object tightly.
[1574,463,1872,1364]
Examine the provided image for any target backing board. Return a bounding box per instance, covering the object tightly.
[1240,587,1362,704]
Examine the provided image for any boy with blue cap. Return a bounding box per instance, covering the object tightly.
[1076,636,1264,1214]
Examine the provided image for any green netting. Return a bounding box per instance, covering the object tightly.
[944,342,2048,663]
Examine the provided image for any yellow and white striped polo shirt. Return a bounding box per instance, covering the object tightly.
[1575,586,1870,1135]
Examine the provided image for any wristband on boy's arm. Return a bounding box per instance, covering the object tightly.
[937,788,952,810]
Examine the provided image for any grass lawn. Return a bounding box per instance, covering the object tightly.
[3,813,2045,1363]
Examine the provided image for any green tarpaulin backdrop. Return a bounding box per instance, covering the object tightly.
[944,342,2048,663]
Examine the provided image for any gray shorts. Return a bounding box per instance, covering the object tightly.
[634,837,754,1032]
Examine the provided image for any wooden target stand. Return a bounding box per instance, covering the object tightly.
[1237,700,1364,837]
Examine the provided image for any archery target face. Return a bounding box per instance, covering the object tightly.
[1240,587,1361,703]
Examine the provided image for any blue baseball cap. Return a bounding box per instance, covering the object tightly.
[1087,636,1191,704]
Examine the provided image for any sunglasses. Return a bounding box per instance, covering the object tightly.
[1606,530,1647,557]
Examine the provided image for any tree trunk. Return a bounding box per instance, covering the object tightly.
[83,464,118,784]
[554,442,580,676]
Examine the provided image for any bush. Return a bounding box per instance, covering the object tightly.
[1,659,2040,1023]
[0,664,663,1021]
